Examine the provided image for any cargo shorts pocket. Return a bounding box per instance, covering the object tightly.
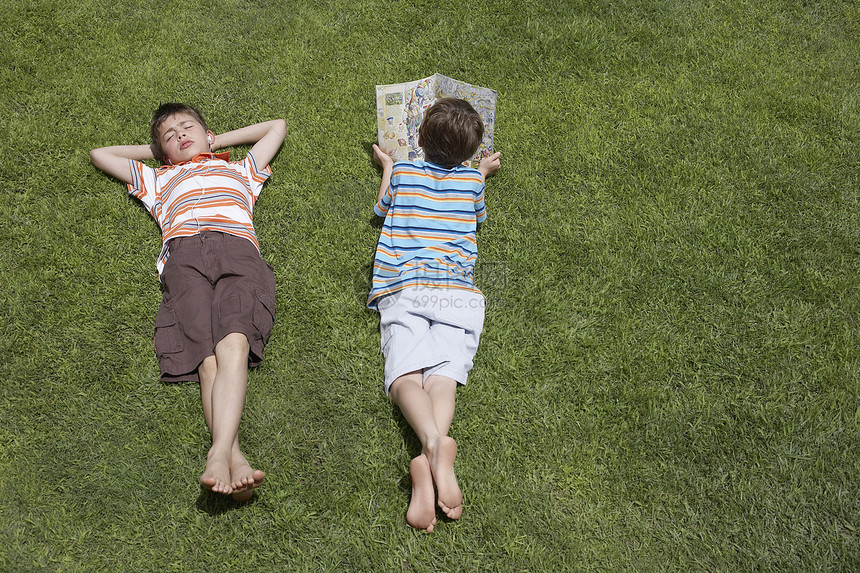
[154,303,184,357]
[252,289,275,344]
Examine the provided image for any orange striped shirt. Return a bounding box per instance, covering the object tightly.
[127,152,271,276]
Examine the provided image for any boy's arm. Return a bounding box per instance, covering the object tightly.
[212,119,286,168]
[372,144,394,203]
[89,144,159,184]
[478,151,502,181]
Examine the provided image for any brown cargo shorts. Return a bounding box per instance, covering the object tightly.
[153,231,276,382]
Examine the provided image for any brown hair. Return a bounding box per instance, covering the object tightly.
[150,103,209,157]
[418,98,483,168]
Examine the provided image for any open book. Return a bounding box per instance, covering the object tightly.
[375,73,496,169]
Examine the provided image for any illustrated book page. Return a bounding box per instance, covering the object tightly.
[375,73,496,169]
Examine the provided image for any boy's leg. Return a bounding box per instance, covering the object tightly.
[389,372,443,448]
[389,371,438,531]
[209,333,265,498]
[198,332,263,497]
[198,347,265,501]
[423,374,456,436]
[422,375,462,519]
[198,355,231,494]
[389,373,462,522]
[206,233,272,498]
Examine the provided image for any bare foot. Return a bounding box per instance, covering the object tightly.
[428,436,462,520]
[406,455,437,532]
[230,452,265,502]
[200,452,232,495]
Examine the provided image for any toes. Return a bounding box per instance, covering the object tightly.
[203,479,232,495]
[200,474,228,493]
[230,469,265,493]
[438,500,463,520]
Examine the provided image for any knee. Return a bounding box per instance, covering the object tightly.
[423,375,457,395]
[199,355,217,374]
[388,371,422,402]
[216,332,250,357]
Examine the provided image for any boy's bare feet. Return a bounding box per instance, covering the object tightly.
[200,452,233,495]
[230,470,264,502]
[428,436,462,520]
[229,453,264,490]
[229,451,265,502]
[406,455,437,532]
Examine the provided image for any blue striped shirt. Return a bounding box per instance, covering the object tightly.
[367,160,486,309]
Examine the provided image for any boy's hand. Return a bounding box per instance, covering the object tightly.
[372,144,395,169]
[372,144,395,203]
[479,151,501,179]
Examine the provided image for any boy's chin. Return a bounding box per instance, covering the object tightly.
[167,151,199,164]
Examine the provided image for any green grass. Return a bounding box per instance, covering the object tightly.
[1,0,858,570]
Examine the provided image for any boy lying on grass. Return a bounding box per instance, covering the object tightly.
[369,98,501,531]
[90,103,286,501]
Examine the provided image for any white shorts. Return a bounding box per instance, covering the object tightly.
[378,287,485,395]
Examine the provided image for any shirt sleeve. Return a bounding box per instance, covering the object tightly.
[474,182,487,223]
[374,185,394,216]
[242,151,273,199]
[126,159,159,218]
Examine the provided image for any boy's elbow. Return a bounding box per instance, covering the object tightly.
[90,148,114,171]
[89,148,104,167]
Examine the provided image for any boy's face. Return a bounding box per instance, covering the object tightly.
[158,112,214,164]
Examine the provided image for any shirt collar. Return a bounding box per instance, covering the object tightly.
[175,151,231,165]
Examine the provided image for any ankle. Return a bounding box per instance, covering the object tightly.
[422,435,442,457]
[207,444,231,460]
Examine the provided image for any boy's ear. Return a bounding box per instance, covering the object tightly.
[207,130,215,146]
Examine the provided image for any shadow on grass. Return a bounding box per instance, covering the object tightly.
[194,489,260,516]
[392,402,423,459]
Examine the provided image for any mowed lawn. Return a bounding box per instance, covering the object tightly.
[1,0,858,570]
